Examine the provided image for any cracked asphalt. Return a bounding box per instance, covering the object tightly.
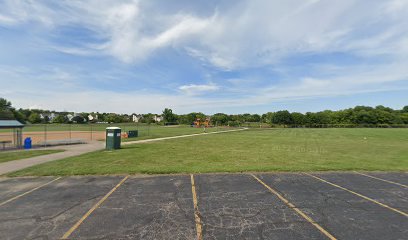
[0,172,407,240]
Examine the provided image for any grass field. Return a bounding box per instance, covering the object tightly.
[0,150,64,164]
[122,125,230,141]
[8,128,408,176]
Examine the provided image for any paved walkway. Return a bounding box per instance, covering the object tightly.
[0,128,247,175]
[122,127,248,145]
[0,141,104,175]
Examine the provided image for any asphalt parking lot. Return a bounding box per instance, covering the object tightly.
[0,172,407,240]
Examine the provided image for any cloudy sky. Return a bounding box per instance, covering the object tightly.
[1,0,407,114]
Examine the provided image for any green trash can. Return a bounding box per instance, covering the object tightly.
[128,130,138,138]
[106,127,121,150]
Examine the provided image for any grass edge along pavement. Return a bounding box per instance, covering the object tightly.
[0,150,64,164]
[7,128,408,176]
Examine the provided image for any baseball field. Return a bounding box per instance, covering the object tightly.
[8,128,408,176]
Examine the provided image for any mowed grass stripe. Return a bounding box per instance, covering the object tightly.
[0,150,64,163]
[8,128,408,176]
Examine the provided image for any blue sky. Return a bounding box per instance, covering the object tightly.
[0,0,407,114]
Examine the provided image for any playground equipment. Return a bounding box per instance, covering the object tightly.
[194,118,211,128]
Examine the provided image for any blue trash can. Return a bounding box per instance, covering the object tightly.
[24,137,32,149]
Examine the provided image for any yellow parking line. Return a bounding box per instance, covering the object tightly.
[305,173,408,217]
[190,174,203,240]
[61,175,129,239]
[353,171,407,188]
[0,177,61,207]
[250,174,337,240]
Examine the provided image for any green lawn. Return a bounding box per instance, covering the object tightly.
[0,150,64,163]
[8,128,408,176]
[122,125,231,141]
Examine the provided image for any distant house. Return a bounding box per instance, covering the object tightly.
[154,115,163,122]
[49,113,57,121]
[40,112,58,122]
[66,114,74,122]
[66,113,80,122]
[88,114,99,121]
[132,114,143,123]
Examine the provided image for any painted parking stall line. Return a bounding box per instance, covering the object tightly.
[304,173,408,217]
[61,175,129,239]
[190,174,203,240]
[353,171,408,188]
[250,174,337,240]
[0,177,61,207]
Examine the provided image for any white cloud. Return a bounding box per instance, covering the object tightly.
[0,14,17,25]
[178,84,220,96]
[1,0,407,67]
[52,46,96,57]
[1,0,408,113]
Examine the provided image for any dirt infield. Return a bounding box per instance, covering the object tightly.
[24,131,106,144]
[0,131,106,146]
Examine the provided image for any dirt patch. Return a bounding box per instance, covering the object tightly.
[0,131,106,145]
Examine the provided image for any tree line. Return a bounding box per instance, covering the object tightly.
[1,98,408,127]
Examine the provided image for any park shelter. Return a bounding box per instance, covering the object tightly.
[0,120,24,149]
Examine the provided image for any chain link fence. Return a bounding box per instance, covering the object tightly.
[0,123,233,150]
[0,123,154,150]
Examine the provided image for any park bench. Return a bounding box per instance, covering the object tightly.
[0,140,12,150]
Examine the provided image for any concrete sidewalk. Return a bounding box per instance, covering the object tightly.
[0,141,104,175]
[123,127,247,145]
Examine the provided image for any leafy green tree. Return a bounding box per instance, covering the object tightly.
[12,110,26,123]
[271,110,293,125]
[400,113,408,124]
[162,108,176,123]
[374,110,395,124]
[291,112,306,125]
[375,105,393,113]
[186,113,199,124]
[250,114,261,122]
[72,115,85,123]
[52,115,68,124]
[0,109,14,120]
[262,112,274,123]
[0,98,15,120]
[0,98,12,110]
[105,113,123,123]
[211,113,229,125]
[353,110,376,124]
[28,113,42,123]
[242,113,251,122]
[42,115,50,124]
[141,113,154,123]
[305,111,331,125]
